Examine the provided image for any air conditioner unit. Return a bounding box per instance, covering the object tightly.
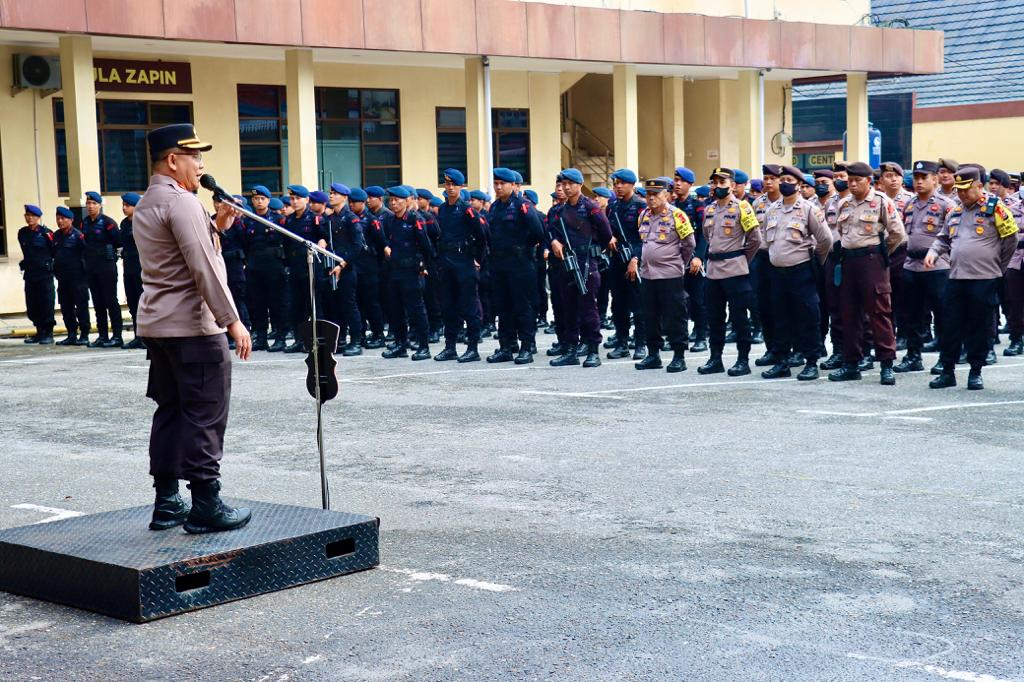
[14,54,61,90]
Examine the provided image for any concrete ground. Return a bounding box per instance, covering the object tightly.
[0,328,1023,682]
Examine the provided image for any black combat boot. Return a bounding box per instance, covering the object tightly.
[283,340,305,353]
[88,335,109,348]
[1003,338,1023,356]
[929,372,956,389]
[797,361,819,381]
[549,350,580,366]
[458,345,481,363]
[546,342,564,357]
[57,332,78,346]
[582,344,602,367]
[37,328,55,345]
[636,352,662,370]
[104,336,124,348]
[785,351,804,368]
[666,351,686,373]
[698,355,725,375]
[607,344,630,360]
[268,334,287,352]
[575,342,589,357]
[514,349,533,364]
[602,334,619,349]
[382,344,408,358]
[434,346,458,361]
[727,356,751,376]
[342,343,362,356]
[411,345,431,361]
[761,361,791,379]
[820,352,844,370]
[690,338,708,353]
[124,336,145,350]
[365,334,385,349]
[183,480,252,534]
[893,352,924,373]
[77,333,90,346]
[828,364,862,382]
[754,351,781,367]
[922,338,940,353]
[150,478,191,531]
[857,356,874,372]
[930,360,946,375]
[967,369,984,390]
[984,349,998,366]
[487,347,515,363]
[632,345,647,360]
[879,360,896,386]
[252,332,268,351]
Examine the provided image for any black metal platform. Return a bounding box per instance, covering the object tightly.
[0,500,379,622]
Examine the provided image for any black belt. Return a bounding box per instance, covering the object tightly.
[707,250,745,261]
[491,246,533,259]
[439,242,473,256]
[907,248,930,259]
[842,246,876,258]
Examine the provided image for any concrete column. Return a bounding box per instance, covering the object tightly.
[661,77,685,170]
[528,72,560,199]
[58,35,100,208]
[845,73,869,163]
[284,49,318,188]
[736,70,762,176]
[612,64,638,173]
[464,57,490,190]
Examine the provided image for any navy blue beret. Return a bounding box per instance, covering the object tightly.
[749,179,764,192]
[416,189,435,200]
[348,188,368,202]
[269,198,284,210]
[593,187,613,198]
[429,196,443,207]
[558,168,584,185]
[733,169,750,184]
[85,191,103,204]
[364,186,386,198]
[443,168,466,185]
[24,204,43,217]
[524,189,539,204]
[120,192,141,207]
[635,186,647,197]
[493,167,517,183]
[279,194,292,204]
[287,184,309,198]
[250,185,272,199]
[459,189,471,202]
[674,167,695,184]
[610,168,637,184]
[695,185,710,198]
[470,189,489,201]
[512,170,524,184]
[386,186,411,199]
[232,194,249,207]
[56,206,74,219]
[309,190,329,204]
[329,182,350,196]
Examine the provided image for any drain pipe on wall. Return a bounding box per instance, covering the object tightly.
[483,56,494,197]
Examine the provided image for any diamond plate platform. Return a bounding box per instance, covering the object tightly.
[0,500,379,622]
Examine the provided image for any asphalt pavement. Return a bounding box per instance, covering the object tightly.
[0,330,1022,681]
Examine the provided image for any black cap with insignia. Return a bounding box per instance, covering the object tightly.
[953,166,982,189]
[709,167,735,180]
[845,161,874,178]
[912,160,938,175]
[147,123,212,161]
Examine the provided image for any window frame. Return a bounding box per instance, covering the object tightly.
[53,99,194,195]
[433,107,531,184]
[315,86,401,188]
[237,84,287,194]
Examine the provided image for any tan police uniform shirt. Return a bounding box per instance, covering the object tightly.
[751,193,774,252]
[902,192,955,273]
[835,188,906,253]
[703,195,761,280]
[637,205,695,280]
[928,195,1018,280]
[764,196,833,267]
[1004,193,1024,271]
[134,174,239,337]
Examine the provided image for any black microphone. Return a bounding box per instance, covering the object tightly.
[199,174,235,204]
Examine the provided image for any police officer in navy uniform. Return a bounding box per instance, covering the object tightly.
[118,192,146,349]
[17,204,56,344]
[673,167,708,353]
[282,184,325,353]
[486,167,546,365]
[348,188,387,349]
[365,186,394,341]
[217,197,250,343]
[549,168,616,368]
[433,168,488,363]
[381,186,433,360]
[416,189,444,343]
[242,185,288,352]
[606,168,648,361]
[81,191,123,347]
[52,206,91,345]
[321,189,365,356]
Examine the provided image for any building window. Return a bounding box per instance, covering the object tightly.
[237,84,288,194]
[315,87,401,189]
[434,108,531,184]
[54,99,193,195]
[436,107,467,185]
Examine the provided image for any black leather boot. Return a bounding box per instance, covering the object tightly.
[183,480,252,534]
[929,372,956,389]
[582,344,602,368]
[698,355,725,375]
[252,332,268,351]
[635,352,662,370]
[894,352,924,373]
[434,346,458,361]
[487,347,515,363]
[828,364,862,382]
[149,478,191,531]
[967,370,984,390]
[514,349,534,364]
[458,345,481,363]
[607,344,630,359]
[546,342,564,357]
[879,361,896,386]
[820,352,844,370]
[411,346,431,361]
[761,363,791,379]
[666,351,686,373]
[549,351,580,366]
[268,335,287,352]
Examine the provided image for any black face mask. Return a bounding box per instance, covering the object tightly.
[713,186,732,200]
[815,183,830,197]
[779,182,798,197]
[834,179,849,192]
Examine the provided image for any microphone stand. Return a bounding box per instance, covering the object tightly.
[212,188,342,510]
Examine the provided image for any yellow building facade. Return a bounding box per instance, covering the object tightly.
[0,0,939,315]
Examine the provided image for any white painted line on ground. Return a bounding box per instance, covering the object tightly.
[10,503,85,523]
[802,400,1024,420]
[378,565,518,593]
[301,655,322,665]
[524,376,799,399]
[520,390,626,400]
[846,652,1011,682]
[883,415,934,422]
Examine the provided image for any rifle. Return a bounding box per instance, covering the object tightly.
[610,210,635,265]
[326,215,338,291]
[558,216,588,295]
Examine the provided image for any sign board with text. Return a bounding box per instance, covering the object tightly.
[93,59,192,94]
